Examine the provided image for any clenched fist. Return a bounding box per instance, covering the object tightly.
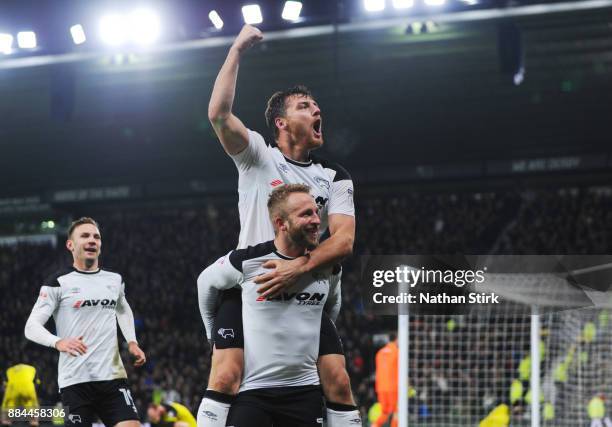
[232,25,263,54]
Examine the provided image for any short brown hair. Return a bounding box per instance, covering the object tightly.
[68,217,100,238]
[265,85,313,141]
[267,183,312,223]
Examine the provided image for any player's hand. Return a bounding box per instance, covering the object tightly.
[55,336,87,356]
[231,25,263,54]
[255,257,309,298]
[128,342,146,367]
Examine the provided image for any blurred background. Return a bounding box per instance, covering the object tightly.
[1,0,611,425]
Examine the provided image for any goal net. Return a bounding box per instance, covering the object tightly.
[389,257,612,427]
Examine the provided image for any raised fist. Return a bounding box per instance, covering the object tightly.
[232,25,264,53]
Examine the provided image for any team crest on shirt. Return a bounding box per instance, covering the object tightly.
[69,287,81,294]
[315,196,328,210]
[314,176,330,190]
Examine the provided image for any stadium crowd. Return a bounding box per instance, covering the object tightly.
[1,184,611,422]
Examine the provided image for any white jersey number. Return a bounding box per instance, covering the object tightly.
[119,388,138,414]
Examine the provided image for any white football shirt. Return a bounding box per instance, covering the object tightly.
[231,130,355,249]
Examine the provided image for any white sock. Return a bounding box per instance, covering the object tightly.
[326,408,362,426]
[197,391,233,427]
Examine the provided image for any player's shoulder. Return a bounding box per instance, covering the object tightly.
[248,129,277,150]
[229,240,276,272]
[42,266,75,287]
[99,267,124,281]
[310,154,352,182]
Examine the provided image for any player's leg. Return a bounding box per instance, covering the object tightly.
[225,392,272,427]
[22,382,40,427]
[198,289,243,427]
[22,395,40,426]
[61,383,96,427]
[317,313,361,426]
[94,379,139,427]
[374,391,394,427]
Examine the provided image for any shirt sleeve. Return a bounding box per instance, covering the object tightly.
[324,266,342,323]
[229,129,269,175]
[197,253,244,340]
[116,282,138,344]
[328,164,355,217]
[24,286,62,348]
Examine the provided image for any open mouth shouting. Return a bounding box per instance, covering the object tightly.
[312,118,322,139]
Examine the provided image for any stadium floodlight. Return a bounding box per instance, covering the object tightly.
[41,220,56,229]
[242,5,263,25]
[70,24,86,45]
[128,8,161,45]
[282,1,302,21]
[17,31,37,49]
[0,33,13,54]
[364,0,386,12]
[208,10,224,29]
[392,0,414,9]
[424,0,446,6]
[100,13,128,46]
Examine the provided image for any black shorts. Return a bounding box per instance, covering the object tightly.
[212,289,344,356]
[61,379,139,427]
[227,385,323,427]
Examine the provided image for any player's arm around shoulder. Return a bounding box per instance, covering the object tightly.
[208,25,263,156]
[304,160,356,270]
[327,213,356,259]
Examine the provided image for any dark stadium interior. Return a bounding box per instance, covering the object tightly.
[1,0,612,425]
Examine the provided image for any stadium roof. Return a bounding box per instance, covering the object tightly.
[0,3,611,195]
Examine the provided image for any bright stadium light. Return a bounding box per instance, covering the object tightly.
[424,0,446,6]
[282,1,303,21]
[393,0,414,9]
[364,0,386,12]
[209,10,224,29]
[129,8,161,45]
[100,13,128,46]
[17,31,37,49]
[242,5,263,24]
[70,24,87,44]
[0,34,13,54]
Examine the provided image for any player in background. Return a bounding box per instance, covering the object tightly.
[147,402,196,427]
[198,184,346,426]
[200,24,359,427]
[1,363,40,426]
[374,334,399,427]
[24,217,146,427]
